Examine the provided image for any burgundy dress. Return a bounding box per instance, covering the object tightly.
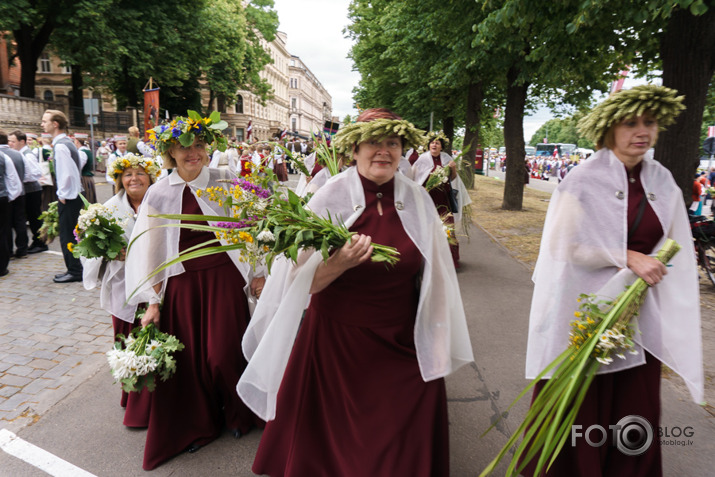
[522,162,663,477]
[142,186,261,470]
[425,155,459,267]
[112,315,152,428]
[252,174,449,477]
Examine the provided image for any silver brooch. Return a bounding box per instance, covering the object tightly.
[615,191,625,200]
[376,192,383,199]
[353,204,363,211]
[647,193,656,201]
[395,201,404,210]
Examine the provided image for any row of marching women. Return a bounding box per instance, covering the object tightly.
[79,87,702,477]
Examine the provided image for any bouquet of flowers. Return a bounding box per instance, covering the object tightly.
[69,199,127,260]
[276,145,311,176]
[106,314,185,393]
[480,239,681,477]
[38,201,59,243]
[133,172,400,282]
[425,165,450,192]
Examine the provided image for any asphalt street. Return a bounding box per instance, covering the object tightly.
[0,174,713,476]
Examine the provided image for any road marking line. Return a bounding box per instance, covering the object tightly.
[0,429,96,477]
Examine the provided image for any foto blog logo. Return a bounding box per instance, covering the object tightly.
[571,415,654,455]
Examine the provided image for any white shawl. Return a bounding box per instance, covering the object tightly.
[526,148,703,403]
[82,190,139,322]
[237,166,474,420]
[125,167,262,307]
[295,151,317,197]
[412,151,473,224]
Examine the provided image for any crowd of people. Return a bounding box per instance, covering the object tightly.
[0,85,705,476]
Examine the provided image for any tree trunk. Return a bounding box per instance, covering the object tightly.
[14,22,55,98]
[656,6,715,205]
[502,67,529,211]
[70,65,84,127]
[462,81,483,189]
[443,115,455,150]
[207,90,216,114]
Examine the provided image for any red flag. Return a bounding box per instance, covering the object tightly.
[610,67,630,94]
[280,128,287,140]
[246,120,253,141]
[143,87,160,141]
[553,147,559,158]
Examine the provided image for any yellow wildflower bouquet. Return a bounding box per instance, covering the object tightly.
[131,169,399,282]
[480,239,681,477]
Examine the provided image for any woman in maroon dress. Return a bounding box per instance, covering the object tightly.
[521,86,702,476]
[82,154,157,427]
[413,134,460,267]
[126,113,265,470]
[239,108,474,477]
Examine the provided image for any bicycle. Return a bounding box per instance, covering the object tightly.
[690,213,715,286]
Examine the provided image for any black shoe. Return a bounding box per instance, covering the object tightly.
[14,253,28,259]
[28,245,48,254]
[229,428,242,439]
[0,269,8,277]
[53,273,82,283]
[186,443,202,454]
[55,272,68,279]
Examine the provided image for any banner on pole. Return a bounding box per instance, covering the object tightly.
[143,87,160,141]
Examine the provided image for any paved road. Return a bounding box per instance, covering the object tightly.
[1,175,713,476]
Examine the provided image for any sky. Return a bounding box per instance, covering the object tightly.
[272,0,359,120]
[271,1,659,144]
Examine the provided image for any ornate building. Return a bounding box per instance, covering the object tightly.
[1,31,334,142]
[288,55,333,139]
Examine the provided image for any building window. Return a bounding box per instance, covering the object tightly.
[291,117,297,131]
[43,90,54,101]
[62,65,72,74]
[39,53,51,73]
[236,94,244,114]
[237,129,244,142]
[291,97,297,110]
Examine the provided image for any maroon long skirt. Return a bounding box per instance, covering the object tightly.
[520,352,662,477]
[142,187,261,470]
[253,174,449,477]
[425,157,459,267]
[111,315,152,428]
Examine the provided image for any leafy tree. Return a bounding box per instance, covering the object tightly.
[0,0,113,98]
[569,1,715,201]
[474,0,627,210]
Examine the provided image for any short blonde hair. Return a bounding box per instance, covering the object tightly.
[128,126,140,137]
[44,109,68,131]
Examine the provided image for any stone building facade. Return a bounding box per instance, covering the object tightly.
[288,56,333,139]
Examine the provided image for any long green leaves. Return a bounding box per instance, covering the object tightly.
[480,238,681,477]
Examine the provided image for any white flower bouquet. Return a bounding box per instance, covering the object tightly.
[107,315,185,393]
[425,165,450,192]
[70,199,127,260]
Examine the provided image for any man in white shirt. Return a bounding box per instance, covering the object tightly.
[9,130,45,254]
[0,131,29,258]
[0,148,23,276]
[41,110,84,283]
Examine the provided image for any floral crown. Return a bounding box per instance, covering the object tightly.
[148,110,228,156]
[333,118,426,156]
[577,85,685,145]
[426,130,450,147]
[109,153,160,182]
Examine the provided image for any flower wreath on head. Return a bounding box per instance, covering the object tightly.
[426,130,450,148]
[333,118,427,157]
[148,110,229,157]
[109,153,161,182]
[577,84,685,145]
